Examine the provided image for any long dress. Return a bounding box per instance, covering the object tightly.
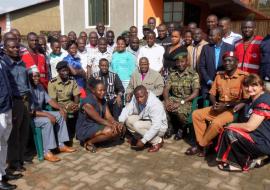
[76,93,107,143]
[216,93,270,170]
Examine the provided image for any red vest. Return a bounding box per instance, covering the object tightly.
[234,35,263,74]
[22,50,48,90]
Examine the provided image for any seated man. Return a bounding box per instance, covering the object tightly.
[48,61,81,145]
[92,58,125,120]
[163,52,200,140]
[186,51,249,156]
[119,85,168,152]
[126,57,164,102]
[29,66,76,162]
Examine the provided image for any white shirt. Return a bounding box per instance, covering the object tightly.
[127,46,140,59]
[88,50,112,74]
[49,52,67,78]
[107,43,116,54]
[138,44,165,72]
[77,48,90,71]
[222,31,242,45]
[119,91,168,143]
[86,45,98,57]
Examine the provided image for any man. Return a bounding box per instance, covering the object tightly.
[129,26,138,37]
[119,85,168,152]
[0,58,19,190]
[88,37,112,76]
[106,30,116,54]
[206,14,218,32]
[59,35,69,54]
[3,39,31,173]
[147,17,158,36]
[10,28,27,55]
[49,40,67,78]
[156,24,171,47]
[92,58,124,120]
[29,67,76,162]
[187,22,197,34]
[96,22,105,38]
[48,61,81,144]
[87,31,98,55]
[127,36,140,58]
[138,31,165,72]
[139,25,151,46]
[79,31,88,43]
[199,27,234,98]
[187,28,208,72]
[187,51,249,156]
[235,20,263,74]
[0,32,17,58]
[163,52,200,140]
[68,31,77,41]
[22,32,49,90]
[260,32,270,91]
[126,57,164,102]
[121,31,130,47]
[77,37,89,71]
[167,22,175,37]
[219,17,242,45]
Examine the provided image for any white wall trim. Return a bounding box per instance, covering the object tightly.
[137,0,144,38]
[60,0,64,34]
[6,13,11,32]
[84,0,111,29]
[133,0,137,26]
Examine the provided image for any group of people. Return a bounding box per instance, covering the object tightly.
[0,14,270,189]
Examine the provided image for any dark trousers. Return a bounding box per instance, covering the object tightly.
[107,98,123,121]
[7,98,30,166]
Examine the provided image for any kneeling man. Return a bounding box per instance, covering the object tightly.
[119,85,168,152]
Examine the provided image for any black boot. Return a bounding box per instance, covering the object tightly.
[174,129,183,141]
[0,180,17,190]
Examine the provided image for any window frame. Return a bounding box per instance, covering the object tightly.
[84,0,111,29]
[163,0,184,24]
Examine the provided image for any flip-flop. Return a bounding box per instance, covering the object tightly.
[218,163,242,172]
[84,143,97,153]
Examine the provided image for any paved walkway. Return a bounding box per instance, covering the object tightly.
[12,139,270,190]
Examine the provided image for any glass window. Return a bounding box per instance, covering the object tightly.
[163,0,184,24]
[88,0,109,26]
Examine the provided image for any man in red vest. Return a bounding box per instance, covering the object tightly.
[234,20,263,74]
[22,32,48,90]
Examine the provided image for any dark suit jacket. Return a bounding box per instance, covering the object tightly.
[199,42,234,98]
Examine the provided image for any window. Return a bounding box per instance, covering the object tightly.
[85,0,109,27]
[163,0,184,23]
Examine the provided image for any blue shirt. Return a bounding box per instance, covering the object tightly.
[64,54,85,88]
[2,55,30,96]
[214,42,223,69]
[110,51,136,81]
[0,60,14,113]
[30,84,51,111]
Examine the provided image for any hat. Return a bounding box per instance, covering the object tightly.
[174,51,188,60]
[28,65,39,74]
[142,25,151,30]
[56,61,68,71]
[222,51,237,60]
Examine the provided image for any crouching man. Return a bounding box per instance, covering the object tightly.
[119,85,168,152]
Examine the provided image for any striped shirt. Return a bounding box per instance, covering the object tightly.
[92,71,125,100]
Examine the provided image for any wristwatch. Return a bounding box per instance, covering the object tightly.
[180,100,185,105]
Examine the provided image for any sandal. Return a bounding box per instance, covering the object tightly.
[84,143,97,153]
[218,163,242,172]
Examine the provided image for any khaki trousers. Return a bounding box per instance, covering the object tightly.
[125,115,162,145]
[192,106,234,147]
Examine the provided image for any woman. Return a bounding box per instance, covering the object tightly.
[110,36,136,90]
[29,66,75,162]
[183,30,193,48]
[63,40,87,97]
[76,78,125,153]
[163,30,187,81]
[216,74,270,172]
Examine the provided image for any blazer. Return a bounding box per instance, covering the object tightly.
[126,68,164,96]
[199,42,234,97]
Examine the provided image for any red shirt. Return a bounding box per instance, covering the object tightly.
[22,50,48,90]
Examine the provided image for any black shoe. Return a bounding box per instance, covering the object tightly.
[174,129,183,141]
[2,173,23,181]
[0,180,17,190]
[7,166,26,173]
[164,131,173,139]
